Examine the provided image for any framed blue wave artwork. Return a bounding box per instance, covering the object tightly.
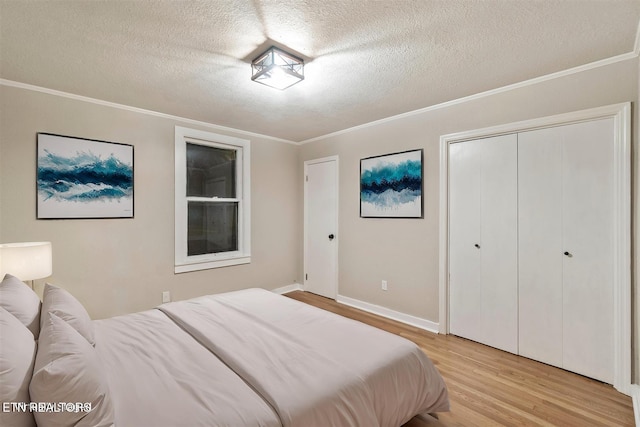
[360,149,423,218]
[37,133,134,219]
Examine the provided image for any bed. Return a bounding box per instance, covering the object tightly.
[0,274,449,427]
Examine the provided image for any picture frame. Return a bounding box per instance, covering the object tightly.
[360,149,423,218]
[37,133,134,219]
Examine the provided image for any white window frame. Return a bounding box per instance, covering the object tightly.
[175,126,251,273]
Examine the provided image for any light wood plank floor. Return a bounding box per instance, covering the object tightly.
[284,291,634,427]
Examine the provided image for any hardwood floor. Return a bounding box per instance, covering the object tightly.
[284,291,635,427]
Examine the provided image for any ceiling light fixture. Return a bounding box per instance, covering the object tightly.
[251,46,304,90]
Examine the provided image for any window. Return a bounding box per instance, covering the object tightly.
[175,127,250,272]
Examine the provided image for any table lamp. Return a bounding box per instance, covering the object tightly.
[0,242,52,289]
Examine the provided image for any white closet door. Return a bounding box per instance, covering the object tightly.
[561,118,614,384]
[518,128,563,367]
[518,118,614,383]
[479,135,518,354]
[449,141,482,343]
[449,134,518,353]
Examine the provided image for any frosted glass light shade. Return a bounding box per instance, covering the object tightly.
[0,242,52,281]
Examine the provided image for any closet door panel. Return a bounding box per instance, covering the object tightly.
[561,118,614,383]
[517,129,563,367]
[479,135,518,353]
[449,141,482,343]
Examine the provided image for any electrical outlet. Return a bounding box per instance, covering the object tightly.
[381,280,388,291]
[162,291,171,303]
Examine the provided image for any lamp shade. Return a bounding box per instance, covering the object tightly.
[0,242,52,281]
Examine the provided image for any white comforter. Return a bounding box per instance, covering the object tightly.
[95,289,449,427]
[159,289,449,427]
[94,309,281,427]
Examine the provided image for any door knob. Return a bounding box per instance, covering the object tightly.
[564,251,572,257]
[474,244,480,249]
[328,234,335,241]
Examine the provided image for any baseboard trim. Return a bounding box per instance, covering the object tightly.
[272,283,303,295]
[336,294,439,334]
[631,384,639,426]
[277,287,440,334]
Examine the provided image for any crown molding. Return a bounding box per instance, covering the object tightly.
[299,50,638,145]
[0,79,298,145]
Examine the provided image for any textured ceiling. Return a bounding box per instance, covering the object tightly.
[1,0,639,143]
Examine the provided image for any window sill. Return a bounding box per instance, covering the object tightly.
[174,255,251,273]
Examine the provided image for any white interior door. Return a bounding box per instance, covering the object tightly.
[518,118,614,383]
[518,128,564,367]
[561,118,614,384]
[449,141,483,343]
[304,157,338,299]
[449,134,518,353]
[479,135,518,354]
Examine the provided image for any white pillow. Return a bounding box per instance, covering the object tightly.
[41,283,95,346]
[0,307,37,427]
[0,274,41,339]
[30,312,114,427]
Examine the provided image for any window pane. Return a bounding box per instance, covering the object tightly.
[187,202,238,256]
[186,143,236,198]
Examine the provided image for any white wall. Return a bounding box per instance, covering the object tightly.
[0,85,301,319]
[299,56,639,383]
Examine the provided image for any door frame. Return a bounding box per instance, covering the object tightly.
[438,103,631,394]
[304,155,339,299]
